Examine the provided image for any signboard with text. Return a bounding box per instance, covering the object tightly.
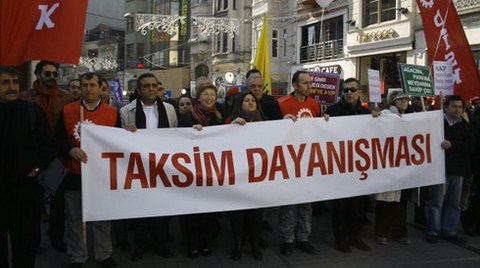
[308,71,340,105]
[399,64,434,97]
[368,69,381,103]
[433,61,454,96]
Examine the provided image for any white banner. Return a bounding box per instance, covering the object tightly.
[81,111,445,221]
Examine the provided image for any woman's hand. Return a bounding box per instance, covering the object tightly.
[193,124,203,131]
[232,117,246,125]
[323,114,330,122]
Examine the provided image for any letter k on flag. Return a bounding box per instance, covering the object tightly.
[0,1,88,66]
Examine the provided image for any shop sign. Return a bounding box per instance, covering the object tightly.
[309,64,342,75]
[357,28,396,43]
[399,64,435,97]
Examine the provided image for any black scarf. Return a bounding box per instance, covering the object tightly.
[134,98,170,129]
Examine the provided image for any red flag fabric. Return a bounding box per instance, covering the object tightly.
[416,0,480,100]
[0,0,88,66]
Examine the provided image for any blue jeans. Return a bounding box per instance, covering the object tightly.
[426,175,463,237]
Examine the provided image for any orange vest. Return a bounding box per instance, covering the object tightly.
[277,94,320,118]
[62,101,118,174]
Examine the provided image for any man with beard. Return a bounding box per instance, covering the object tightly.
[68,79,81,101]
[20,61,74,127]
[0,66,55,268]
[19,61,74,253]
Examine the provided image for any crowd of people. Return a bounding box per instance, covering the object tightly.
[1,61,480,268]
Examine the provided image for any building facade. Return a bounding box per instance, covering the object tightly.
[252,0,479,102]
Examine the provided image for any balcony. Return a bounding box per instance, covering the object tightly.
[299,39,344,63]
[454,0,480,13]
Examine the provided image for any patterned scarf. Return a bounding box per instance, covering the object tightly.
[32,80,58,127]
[190,104,222,126]
[236,110,265,122]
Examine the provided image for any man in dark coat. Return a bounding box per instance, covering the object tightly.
[325,77,379,253]
[0,66,55,267]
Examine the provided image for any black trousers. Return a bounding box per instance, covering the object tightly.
[332,196,366,245]
[230,209,263,247]
[48,180,66,243]
[375,200,408,238]
[462,175,480,231]
[1,177,44,268]
[132,216,169,250]
[179,213,214,251]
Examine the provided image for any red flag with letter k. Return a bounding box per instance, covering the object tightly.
[0,0,88,66]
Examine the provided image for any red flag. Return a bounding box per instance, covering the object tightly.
[416,0,480,100]
[0,0,88,66]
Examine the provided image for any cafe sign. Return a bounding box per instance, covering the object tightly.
[357,28,396,43]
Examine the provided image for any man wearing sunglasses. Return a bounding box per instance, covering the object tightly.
[20,61,74,127]
[19,61,74,254]
[325,77,377,253]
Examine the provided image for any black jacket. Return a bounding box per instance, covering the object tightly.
[325,97,370,117]
[0,100,55,183]
[260,94,282,120]
[444,117,475,176]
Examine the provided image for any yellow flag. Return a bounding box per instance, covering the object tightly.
[253,15,271,95]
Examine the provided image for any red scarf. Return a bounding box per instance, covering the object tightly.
[33,80,58,127]
[191,104,222,126]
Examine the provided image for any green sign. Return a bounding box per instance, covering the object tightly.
[399,64,434,97]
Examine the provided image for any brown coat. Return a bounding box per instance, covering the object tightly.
[19,88,74,125]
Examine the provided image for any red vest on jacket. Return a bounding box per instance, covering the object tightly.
[62,101,117,174]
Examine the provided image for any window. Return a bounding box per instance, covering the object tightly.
[136,43,144,63]
[272,29,279,58]
[216,35,221,53]
[232,35,236,53]
[216,0,227,11]
[126,16,134,31]
[222,33,228,53]
[282,28,287,57]
[126,44,134,68]
[364,0,396,27]
[88,49,98,58]
[300,16,344,63]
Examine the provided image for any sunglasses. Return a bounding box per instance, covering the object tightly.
[343,87,358,93]
[42,71,59,78]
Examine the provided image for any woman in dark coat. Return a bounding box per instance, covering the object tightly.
[227,91,267,260]
[178,83,222,259]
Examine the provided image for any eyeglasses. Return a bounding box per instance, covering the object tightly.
[42,71,59,78]
[343,87,358,93]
